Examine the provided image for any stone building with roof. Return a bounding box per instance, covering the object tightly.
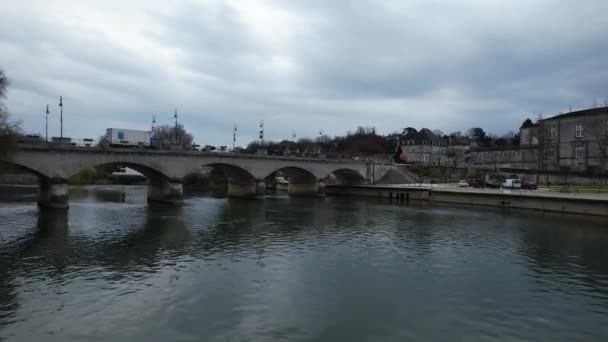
[465,107,608,177]
[537,107,608,173]
[398,128,468,167]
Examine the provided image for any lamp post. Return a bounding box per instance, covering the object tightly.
[259,120,264,147]
[318,128,324,153]
[59,96,63,139]
[45,104,49,142]
[174,109,178,146]
[233,124,237,151]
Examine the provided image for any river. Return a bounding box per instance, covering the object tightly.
[0,185,607,341]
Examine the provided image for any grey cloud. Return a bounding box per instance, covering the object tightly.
[2,0,608,145]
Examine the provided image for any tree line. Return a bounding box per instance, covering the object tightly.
[244,126,400,158]
[242,125,522,159]
[0,68,21,153]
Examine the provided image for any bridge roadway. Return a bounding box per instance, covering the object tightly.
[0,145,395,208]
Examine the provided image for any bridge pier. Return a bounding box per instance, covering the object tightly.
[147,180,183,205]
[227,179,266,199]
[38,178,69,209]
[288,179,326,197]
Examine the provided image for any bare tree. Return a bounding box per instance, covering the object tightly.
[0,68,22,153]
[152,124,194,150]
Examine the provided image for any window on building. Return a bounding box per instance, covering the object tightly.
[575,123,584,138]
[548,125,556,140]
[575,146,584,159]
[548,149,555,159]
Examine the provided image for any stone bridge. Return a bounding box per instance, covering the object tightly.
[0,145,397,208]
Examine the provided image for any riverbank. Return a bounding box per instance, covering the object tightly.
[327,184,608,217]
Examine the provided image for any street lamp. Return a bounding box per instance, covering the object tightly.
[59,96,63,139]
[233,124,237,151]
[259,120,264,147]
[174,108,178,146]
[45,104,49,142]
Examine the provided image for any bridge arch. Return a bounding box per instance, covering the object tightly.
[0,159,48,180]
[65,162,171,183]
[264,166,317,184]
[202,163,256,182]
[330,168,367,185]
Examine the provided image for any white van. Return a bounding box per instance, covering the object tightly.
[502,179,521,189]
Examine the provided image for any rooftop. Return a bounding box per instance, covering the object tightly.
[541,106,608,121]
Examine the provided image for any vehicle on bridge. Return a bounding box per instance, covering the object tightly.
[105,128,152,148]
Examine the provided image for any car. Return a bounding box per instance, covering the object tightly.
[458,180,469,187]
[521,181,538,190]
[485,179,502,188]
[469,179,484,188]
[502,179,522,189]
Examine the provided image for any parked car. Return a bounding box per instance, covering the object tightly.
[458,179,469,187]
[521,181,538,190]
[502,179,522,189]
[469,179,484,188]
[485,179,502,188]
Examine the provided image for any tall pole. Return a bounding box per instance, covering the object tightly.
[259,120,264,147]
[233,124,237,151]
[45,104,49,142]
[292,130,296,143]
[59,96,63,139]
[174,108,178,146]
[318,128,323,153]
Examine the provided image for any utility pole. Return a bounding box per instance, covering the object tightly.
[151,115,156,132]
[233,124,237,151]
[59,96,63,139]
[174,109,178,146]
[318,128,324,153]
[45,104,49,142]
[259,120,264,147]
[292,130,296,143]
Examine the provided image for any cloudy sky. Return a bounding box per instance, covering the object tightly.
[1,0,607,146]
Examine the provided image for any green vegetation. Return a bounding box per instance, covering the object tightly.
[408,165,431,178]
[69,168,98,185]
[182,172,210,188]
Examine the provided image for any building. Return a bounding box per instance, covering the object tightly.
[537,107,608,173]
[466,107,608,176]
[398,128,468,167]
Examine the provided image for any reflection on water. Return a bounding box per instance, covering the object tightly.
[0,185,607,341]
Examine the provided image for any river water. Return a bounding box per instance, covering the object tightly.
[0,185,607,341]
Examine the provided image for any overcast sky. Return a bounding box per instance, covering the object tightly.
[1,0,607,145]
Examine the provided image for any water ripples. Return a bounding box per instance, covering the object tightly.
[0,187,608,340]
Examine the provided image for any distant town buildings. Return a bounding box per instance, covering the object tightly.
[397,128,468,168]
[400,106,608,176]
